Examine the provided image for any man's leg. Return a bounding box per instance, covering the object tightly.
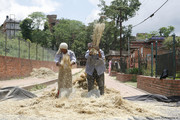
[87,73,94,92]
[96,73,104,95]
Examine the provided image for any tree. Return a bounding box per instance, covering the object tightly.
[43,21,50,31]
[159,26,175,37]
[28,12,46,29]
[163,36,180,50]
[54,19,88,57]
[122,25,132,50]
[19,18,33,41]
[100,21,117,54]
[98,0,141,56]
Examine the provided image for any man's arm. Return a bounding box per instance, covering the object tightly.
[70,51,76,65]
[98,49,105,59]
[85,50,92,59]
[54,54,61,66]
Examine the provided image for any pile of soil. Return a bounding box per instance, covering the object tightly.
[30,67,56,78]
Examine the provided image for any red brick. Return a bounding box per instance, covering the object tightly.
[137,75,180,96]
[0,55,60,80]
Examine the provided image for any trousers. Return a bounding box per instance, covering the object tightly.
[87,69,104,95]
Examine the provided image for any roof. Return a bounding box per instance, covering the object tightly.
[148,36,165,41]
[5,19,21,23]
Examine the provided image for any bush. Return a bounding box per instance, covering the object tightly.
[176,72,180,78]
[131,75,137,82]
[126,68,139,74]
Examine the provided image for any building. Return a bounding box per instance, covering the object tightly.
[129,36,166,68]
[1,16,21,38]
[47,15,59,32]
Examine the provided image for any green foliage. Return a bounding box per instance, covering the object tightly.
[0,34,55,61]
[136,33,153,40]
[99,0,141,22]
[20,18,33,41]
[54,19,87,57]
[159,26,175,37]
[142,68,151,76]
[176,72,180,78]
[131,75,137,82]
[126,68,139,74]
[30,84,46,91]
[44,21,50,31]
[28,12,46,29]
[100,21,115,53]
[98,0,141,52]
[150,31,160,36]
[0,33,5,55]
[163,36,180,49]
[125,81,137,87]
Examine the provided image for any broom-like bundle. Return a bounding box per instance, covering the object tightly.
[92,23,105,50]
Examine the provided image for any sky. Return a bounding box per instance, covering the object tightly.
[0,0,180,36]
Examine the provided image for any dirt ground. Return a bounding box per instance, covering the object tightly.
[0,70,180,120]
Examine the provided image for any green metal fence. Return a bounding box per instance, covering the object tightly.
[0,34,56,61]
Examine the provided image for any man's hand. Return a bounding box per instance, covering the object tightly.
[89,48,93,56]
[56,62,61,66]
[70,61,75,66]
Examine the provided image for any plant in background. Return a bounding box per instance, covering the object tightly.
[131,75,137,82]
[30,84,46,91]
[126,68,139,74]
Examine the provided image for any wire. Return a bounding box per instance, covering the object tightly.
[132,0,169,28]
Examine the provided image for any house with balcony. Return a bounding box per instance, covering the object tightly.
[1,16,21,38]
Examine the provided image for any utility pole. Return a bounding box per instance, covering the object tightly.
[172,34,176,80]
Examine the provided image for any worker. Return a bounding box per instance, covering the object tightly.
[85,43,106,95]
[54,42,76,98]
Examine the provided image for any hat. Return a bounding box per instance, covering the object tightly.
[60,42,68,49]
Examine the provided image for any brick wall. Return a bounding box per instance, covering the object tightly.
[137,75,180,96]
[116,73,134,82]
[110,71,117,76]
[0,55,59,80]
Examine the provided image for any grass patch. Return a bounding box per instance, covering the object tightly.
[124,81,137,88]
[0,33,55,61]
[30,84,47,91]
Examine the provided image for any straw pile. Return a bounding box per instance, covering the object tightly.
[0,69,163,119]
[73,72,98,90]
[30,67,56,78]
[0,87,160,120]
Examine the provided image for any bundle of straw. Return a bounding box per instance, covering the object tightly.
[91,23,105,55]
[92,23,105,47]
